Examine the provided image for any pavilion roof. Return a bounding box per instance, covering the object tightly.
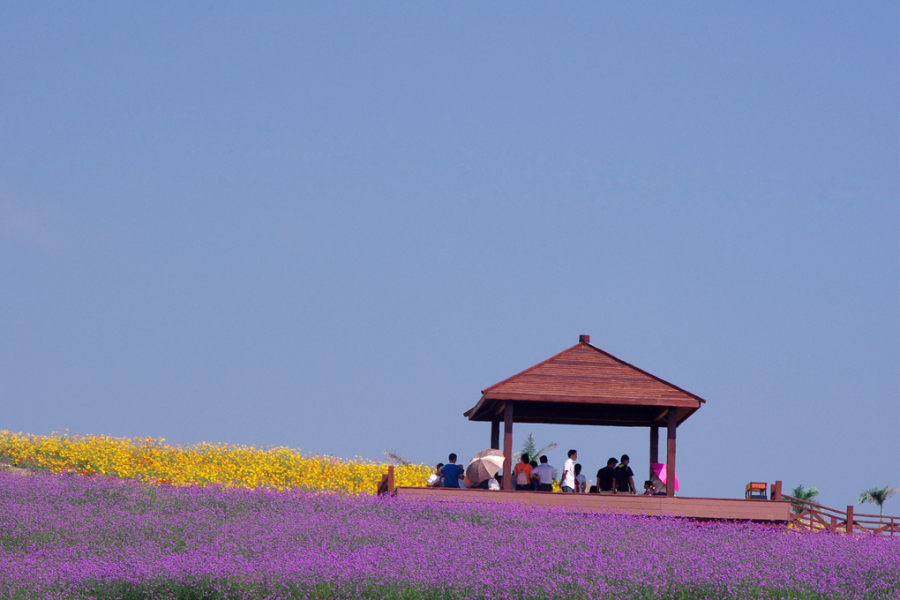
[463,335,706,427]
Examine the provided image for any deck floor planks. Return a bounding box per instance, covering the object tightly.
[395,487,791,522]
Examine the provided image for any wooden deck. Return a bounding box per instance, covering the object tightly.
[395,487,792,522]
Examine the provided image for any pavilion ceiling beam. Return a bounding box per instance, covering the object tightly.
[652,408,669,424]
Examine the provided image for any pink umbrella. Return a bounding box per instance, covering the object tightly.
[650,463,679,491]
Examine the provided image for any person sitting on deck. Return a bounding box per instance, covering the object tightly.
[427,463,444,487]
[514,453,533,491]
[651,473,667,496]
[643,480,653,495]
[469,477,490,489]
[529,460,539,490]
[532,455,555,492]
[595,458,617,494]
[441,454,465,488]
[560,449,578,493]
[614,454,636,495]
[574,463,586,493]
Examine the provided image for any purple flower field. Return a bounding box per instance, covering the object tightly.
[0,473,897,599]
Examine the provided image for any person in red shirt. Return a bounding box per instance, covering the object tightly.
[513,453,533,491]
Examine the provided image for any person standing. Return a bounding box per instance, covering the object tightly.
[560,449,577,493]
[614,454,636,495]
[596,457,618,494]
[532,455,555,492]
[574,463,587,493]
[513,453,533,491]
[441,453,465,489]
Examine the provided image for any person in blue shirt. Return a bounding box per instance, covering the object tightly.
[440,453,465,488]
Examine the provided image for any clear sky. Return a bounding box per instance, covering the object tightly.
[1,3,897,511]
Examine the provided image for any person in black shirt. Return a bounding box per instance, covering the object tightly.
[595,457,618,494]
[614,454,636,494]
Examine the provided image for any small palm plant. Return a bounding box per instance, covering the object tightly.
[789,484,819,514]
[515,433,557,463]
[857,486,898,522]
[382,450,410,466]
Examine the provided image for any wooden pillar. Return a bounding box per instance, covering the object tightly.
[502,402,514,491]
[846,505,854,534]
[490,418,500,450]
[387,465,395,495]
[666,407,676,497]
[649,425,659,480]
[772,480,782,502]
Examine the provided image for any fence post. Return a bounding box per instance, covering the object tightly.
[388,465,395,495]
[846,505,853,534]
[773,480,782,502]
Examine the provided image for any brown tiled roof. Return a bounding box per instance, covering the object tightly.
[464,335,705,427]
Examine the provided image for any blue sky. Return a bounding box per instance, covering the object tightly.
[1,3,897,510]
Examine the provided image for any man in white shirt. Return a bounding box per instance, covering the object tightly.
[532,455,555,492]
[561,449,577,493]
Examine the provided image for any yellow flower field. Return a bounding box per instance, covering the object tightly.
[0,431,432,493]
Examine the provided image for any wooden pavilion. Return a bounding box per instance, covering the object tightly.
[463,334,706,494]
[379,330,893,526]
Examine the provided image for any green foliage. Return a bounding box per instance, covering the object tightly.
[857,485,898,518]
[518,433,538,461]
[789,484,819,514]
[516,432,558,463]
[382,450,410,466]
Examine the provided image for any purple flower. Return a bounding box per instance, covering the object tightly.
[0,472,896,599]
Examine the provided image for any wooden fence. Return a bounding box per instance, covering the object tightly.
[379,474,897,534]
[376,465,395,496]
[781,492,898,536]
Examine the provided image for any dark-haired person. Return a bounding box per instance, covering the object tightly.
[513,453,533,491]
[560,449,577,493]
[574,463,586,493]
[596,457,617,494]
[614,454,636,495]
[529,460,539,491]
[441,453,464,489]
[532,455,555,492]
[427,463,444,487]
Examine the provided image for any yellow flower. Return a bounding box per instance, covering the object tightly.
[0,431,431,493]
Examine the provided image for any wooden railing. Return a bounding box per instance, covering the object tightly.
[376,465,395,496]
[781,493,899,536]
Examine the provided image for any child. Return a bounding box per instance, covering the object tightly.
[643,480,653,495]
[574,463,587,493]
[427,463,444,487]
[651,473,667,496]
